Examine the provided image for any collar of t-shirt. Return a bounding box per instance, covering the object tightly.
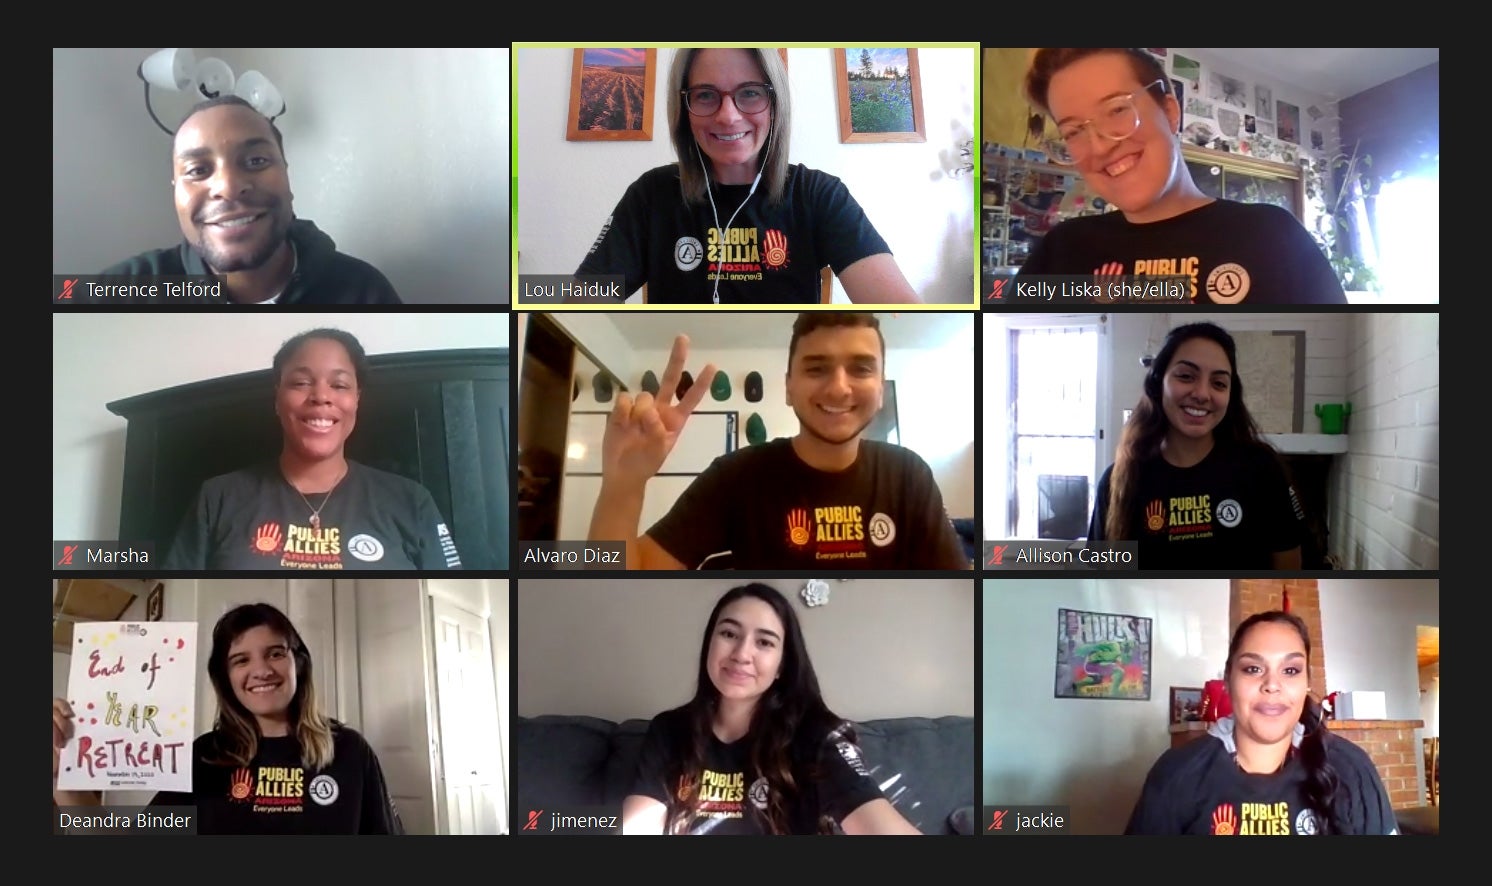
[247,242,299,305]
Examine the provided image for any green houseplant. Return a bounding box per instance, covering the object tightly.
[1302,139,1379,292]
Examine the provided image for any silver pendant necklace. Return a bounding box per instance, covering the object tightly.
[292,466,347,530]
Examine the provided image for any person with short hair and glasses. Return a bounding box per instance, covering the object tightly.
[576,49,920,304]
[1015,49,1345,305]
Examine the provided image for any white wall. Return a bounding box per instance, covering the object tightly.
[550,314,976,541]
[517,578,973,723]
[52,312,510,540]
[53,48,510,304]
[1319,577,1438,797]
[982,578,1230,835]
[515,46,977,303]
[1331,312,1439,569]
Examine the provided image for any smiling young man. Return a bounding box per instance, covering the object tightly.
[588,312,969,570]
[1016,48,1346,305]
[102,96,401,305]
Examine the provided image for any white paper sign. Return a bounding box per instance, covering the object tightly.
[57,622,197,793]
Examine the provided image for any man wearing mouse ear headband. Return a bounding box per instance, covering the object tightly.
[575,48,922,305]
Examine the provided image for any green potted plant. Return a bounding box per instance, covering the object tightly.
[1302,140,1379,292]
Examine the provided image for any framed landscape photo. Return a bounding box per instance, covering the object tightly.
[833,48,926,143]
[1054,608,1152,700]
[1170,686,1204,724]
[567,48,657,141]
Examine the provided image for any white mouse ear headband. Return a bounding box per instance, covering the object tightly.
[801,579,830,608]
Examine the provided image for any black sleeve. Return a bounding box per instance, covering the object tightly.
[808,172,891,274]
[1331,737,1399,835]
[359,743,401,834]
[362,268,403,305]
[812,725,888,828]
[576,173,652,297]
[1087,465,1114,541]
[148,790,194,807]
[1124,754,1183,835]
[1258,449,1308,553]
[161,488,210,570]
[1277,209,1347,304]
[412,489,462,569]
[906,453,969,569]
[629,715,676,806]
[645,456,736,569]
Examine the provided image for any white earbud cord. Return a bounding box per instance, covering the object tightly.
[695,132,768,304]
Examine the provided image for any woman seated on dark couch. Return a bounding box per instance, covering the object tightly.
[623,583,921,835]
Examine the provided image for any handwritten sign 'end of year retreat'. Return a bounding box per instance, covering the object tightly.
[58,622,198,793]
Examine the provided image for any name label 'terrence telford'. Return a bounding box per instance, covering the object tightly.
[521,281,622,299]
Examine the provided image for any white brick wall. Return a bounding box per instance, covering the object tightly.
[1329,313,1440,569]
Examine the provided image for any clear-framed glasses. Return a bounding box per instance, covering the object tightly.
[682,82,774,117]
[1046,79,1168,166]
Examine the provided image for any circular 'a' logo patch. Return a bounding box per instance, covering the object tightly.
[1206,263,1250,304]
[675,236,704,272]
[1217,499,1243,528]
[309,774,340,806]
[348,534,385,562]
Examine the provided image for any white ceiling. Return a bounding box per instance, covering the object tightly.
[1197,48,1438,101]
[601,311,972,352]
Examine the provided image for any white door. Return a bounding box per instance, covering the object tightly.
[354,579,438,835]
[430,597,503,835]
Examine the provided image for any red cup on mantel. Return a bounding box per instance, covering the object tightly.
[1200,679,1232,721]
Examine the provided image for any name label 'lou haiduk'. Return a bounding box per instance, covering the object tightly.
[57,621,198,794]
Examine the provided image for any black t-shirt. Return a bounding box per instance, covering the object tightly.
[647,438,967,569]
[149,726,400,834]
[1019,200,1346,305]
[101,219,402,305]
[576,163,891,304]
[1088,444,1306,570]
[1125,729,1398,835]
[162,460,462,571]
[631,706,886,835]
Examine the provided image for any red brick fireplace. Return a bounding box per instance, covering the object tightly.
[1169,578,1425,809]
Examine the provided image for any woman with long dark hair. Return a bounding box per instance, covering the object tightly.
[53,603,401,834]
[1126,610,1397,834]
[1087,321,1306,569]
[622,583,920,834]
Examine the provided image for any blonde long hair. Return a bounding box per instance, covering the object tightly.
[668,48,792,207]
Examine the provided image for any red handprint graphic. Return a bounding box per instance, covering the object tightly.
[253,522,284,554]
[1211,804,1237,835]
[1145,500,1166,532]
[763,229,789,269]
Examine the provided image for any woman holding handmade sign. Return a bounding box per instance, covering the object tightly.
[53,603,402,834]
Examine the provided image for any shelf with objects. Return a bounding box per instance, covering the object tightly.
[979,142,1305,296]
[980,147,1110,293]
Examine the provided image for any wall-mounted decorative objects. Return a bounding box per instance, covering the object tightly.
[1169,686,1204,724]
[1054,607,1152,700]
[1172,54,1200,91]
[1185,97,1215,119]
[146,582,164,622]
[1255,84,1273,120]
[833,48,926,143]
[1208,72,1248,109]
[1244,114,1257,135]
[801,579,831,608]
[567,48,656,142]
[1276,100,1301,145]
[1217,108,1241,138]
[1310,130,1324,151]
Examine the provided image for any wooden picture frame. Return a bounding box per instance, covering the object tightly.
[1054,608,1152,700]
[1170,686,1204,724]
[567,48,657,141]
[146,582,163,622]
[833,48,926,143]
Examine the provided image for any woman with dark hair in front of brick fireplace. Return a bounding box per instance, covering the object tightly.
[1086,321,1306,570]
[1126,611,1397,835]
[622,583,921,835]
